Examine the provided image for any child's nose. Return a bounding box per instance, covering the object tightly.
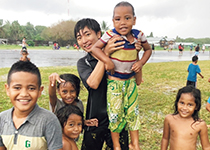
[20,89,29,96]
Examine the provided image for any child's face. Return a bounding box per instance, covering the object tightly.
[58,82,77,105]
[177,93,196,118]
[5,72,43,114]
[112,5,136,36]
[63,114,82,139]
[76,26,101,52]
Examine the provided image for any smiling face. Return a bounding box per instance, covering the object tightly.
[58,82,77,105]
[177,93,197,118]
[76,26,101,52]
[63,114,82,140]
[5,71,43,115]
[113,5,136,36]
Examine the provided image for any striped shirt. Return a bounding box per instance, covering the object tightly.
[100,28,147,79]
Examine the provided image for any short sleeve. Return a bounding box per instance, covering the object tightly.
[137,31,147,43]
[196,65,201,73]
[100,30,113,44]
[45,115,63,150]
[207,97,210,104]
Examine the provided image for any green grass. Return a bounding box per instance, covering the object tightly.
[0,60,210,149]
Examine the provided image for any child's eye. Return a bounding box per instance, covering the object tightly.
[70,90,76,93]
[62,90,68,94]
[69,123,74,127]
[126,17,130,20]
[114,18,120,21]
[78,123,82,126]
[13,86,21,90]
[29,87,36,91]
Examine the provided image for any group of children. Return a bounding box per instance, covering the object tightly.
[0,1,210,150]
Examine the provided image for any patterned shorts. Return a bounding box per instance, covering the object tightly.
[107,78,140,133]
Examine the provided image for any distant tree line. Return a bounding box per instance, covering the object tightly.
[0,19,78,46]
[1,20,210,47]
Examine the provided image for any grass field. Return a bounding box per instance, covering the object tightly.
[0,60,210,149]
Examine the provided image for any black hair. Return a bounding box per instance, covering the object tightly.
[57,74,80,100]
[22,50,28,54]
[7,61,41,87]
[56,105,84,129]
[173,85,201,122]
[74,18,101,39]
[192,55,198,62]
[113,1,135,17]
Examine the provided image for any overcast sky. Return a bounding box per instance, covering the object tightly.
[0,0,209,39]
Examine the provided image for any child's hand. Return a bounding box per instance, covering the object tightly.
[49,73,65,87]
[208,78,210,83]
[105,60,115,75]
[135,39,142,52]
[85,118,98,127]
[104,35,124,56]
[131,60,143,73]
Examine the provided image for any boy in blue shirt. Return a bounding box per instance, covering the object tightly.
[186,55,204,87]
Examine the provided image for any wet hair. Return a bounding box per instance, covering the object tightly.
[74,18,101,39]
[57,74,80,100]
[56,105,84,129]
[7,61,41,87]
[173,85,201,122]
[192,55,198,62]
[113,1,135,17]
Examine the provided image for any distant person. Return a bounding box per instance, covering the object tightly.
[186,55,204,87]
[88,1,152,149]
[152,43,155,53]
[168,44,173,52]
[161,86,210,150]
[0,61,63,149]
[178,44,183,55]
[195,44,200,56]
[21,37,28,52]
[190,45,193,53]
[53,42,57,49]
[20,50,30,62]
[56,105,84,150]
[202,44,205,53]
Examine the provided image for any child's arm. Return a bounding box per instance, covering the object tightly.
[89,40,115,74]
[198,73,204,78]
[199,121,210,150]
[0,147,6,150]
[131,41,152,73]
[161,115,170,150]
[48,73,65,112]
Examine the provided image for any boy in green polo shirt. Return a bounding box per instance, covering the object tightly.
[0,61,63,150]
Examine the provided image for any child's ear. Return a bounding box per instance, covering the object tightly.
[5,83,10,96]
[38,86,44,98]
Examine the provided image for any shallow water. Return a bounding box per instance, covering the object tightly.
[0,49,210,68]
